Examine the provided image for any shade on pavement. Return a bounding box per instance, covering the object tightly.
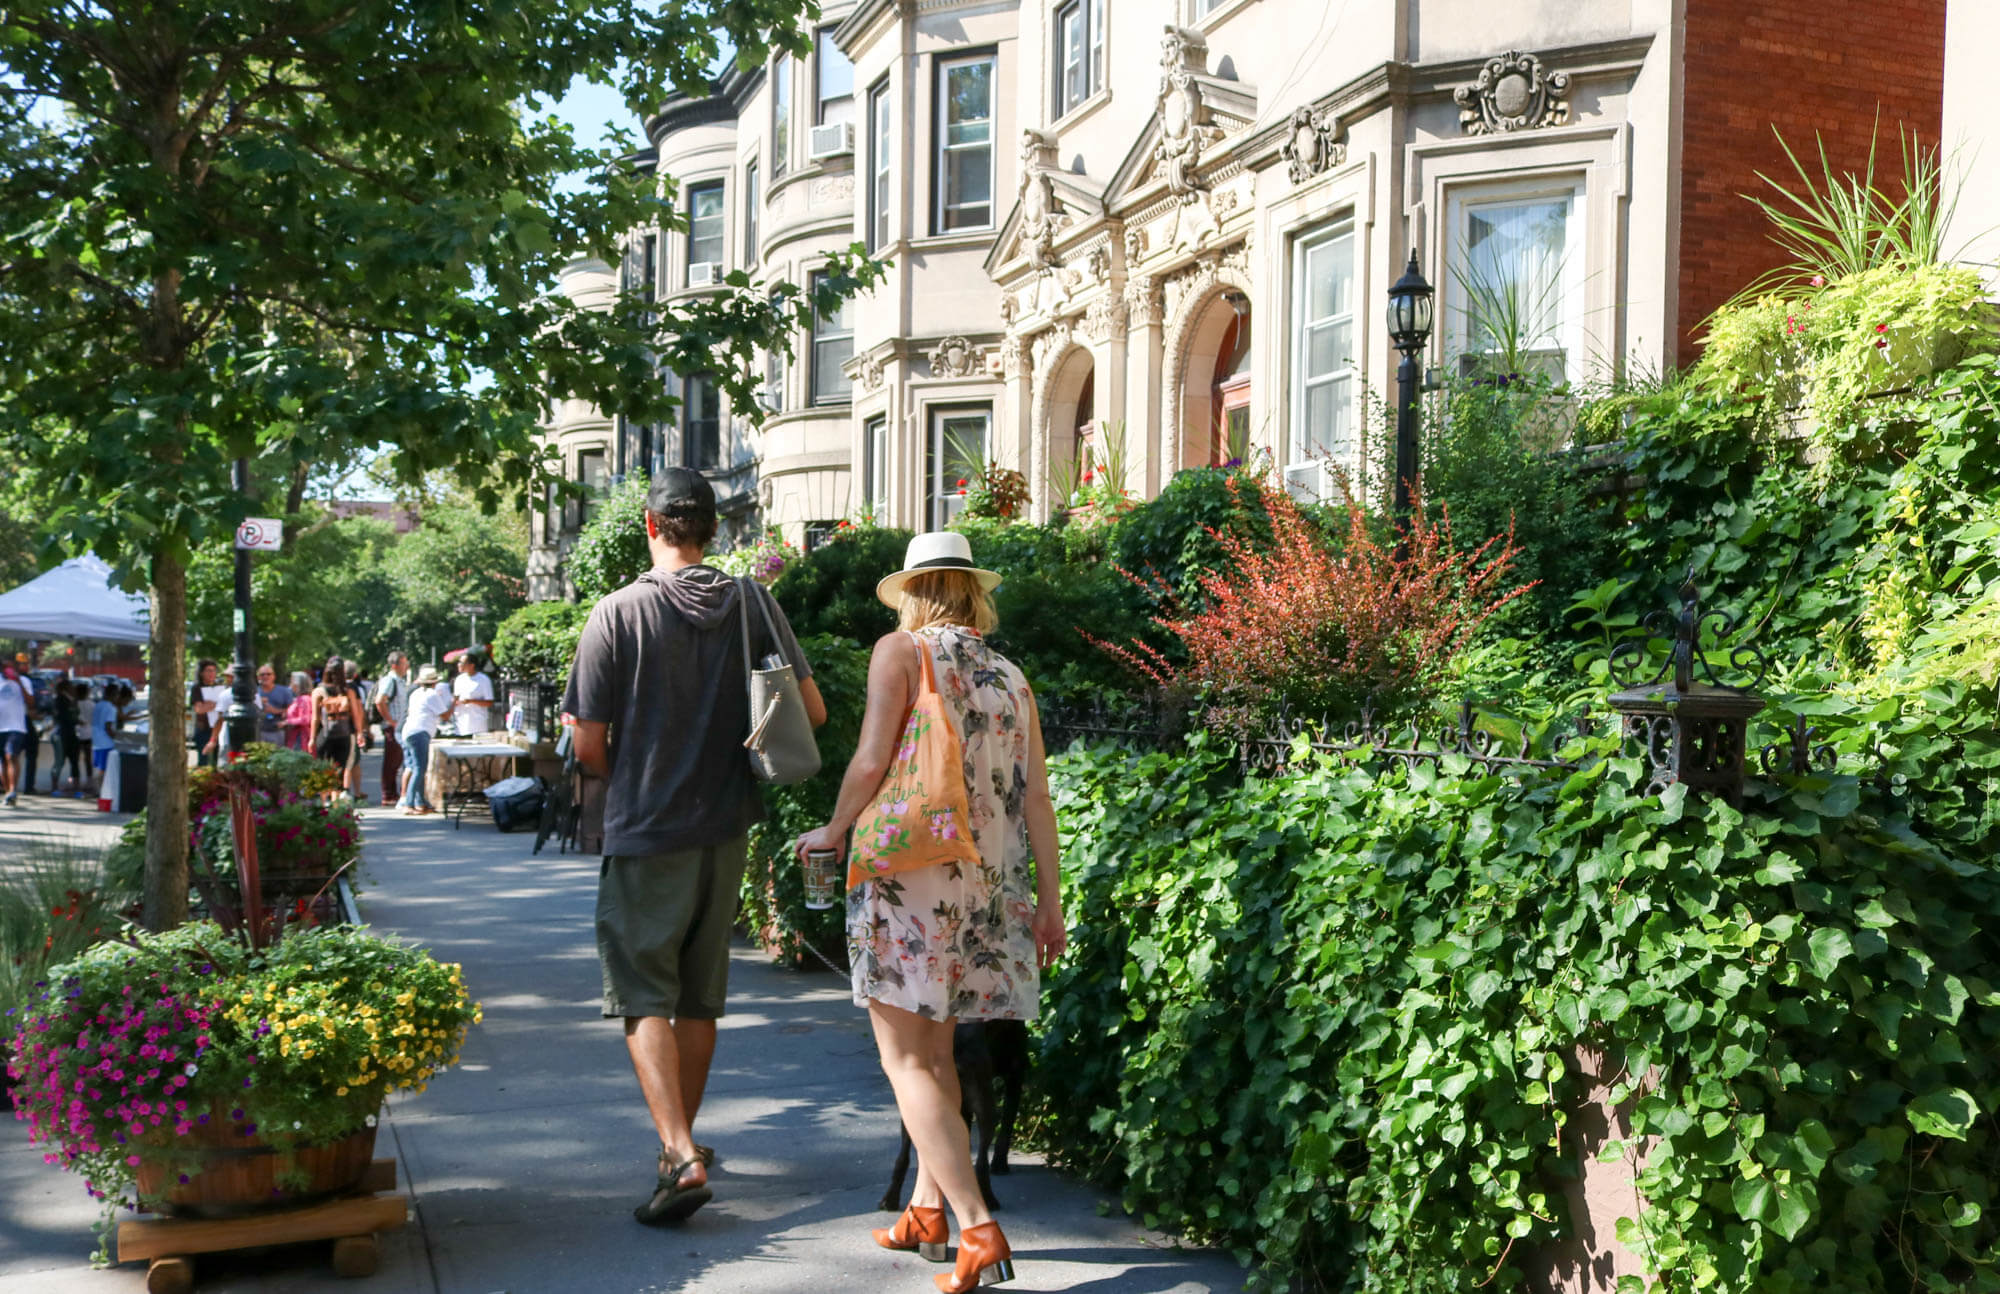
[0,554,150,644]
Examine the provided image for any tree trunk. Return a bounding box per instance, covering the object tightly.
[143,545,190,931]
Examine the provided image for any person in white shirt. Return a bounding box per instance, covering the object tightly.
[451,654,495,735]
[0,663,33,806]
[397,665,455,815]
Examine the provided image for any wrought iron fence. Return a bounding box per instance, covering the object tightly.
[1039,573,1883,804]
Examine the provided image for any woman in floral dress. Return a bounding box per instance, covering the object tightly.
[798,531,1066,1293]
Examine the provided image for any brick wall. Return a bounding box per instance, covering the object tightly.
[1676,0,1946,367]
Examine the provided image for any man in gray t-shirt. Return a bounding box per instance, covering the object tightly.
[565,467,825,1226]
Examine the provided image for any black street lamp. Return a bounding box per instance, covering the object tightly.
[1386,249,1434,525]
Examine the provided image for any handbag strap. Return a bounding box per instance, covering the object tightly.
[907,631,939,696]
[737,574,755,696]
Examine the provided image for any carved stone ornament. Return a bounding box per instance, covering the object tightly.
[1163,241,1250,324]
[1280,104,1346,183]
[998,294,1019,325]
[1454,51,1570,135]
[1154,25,1224,203]
[1124,226,1150,263]
[857,353,885,390]
[811,173,857,203]
[1084,293,1129,343]
[1125,273,1162,328]
[1017,128,1067,270]
[928,335,984,378]
[999,332,1025,380]
[1030,323,1075,374]
[1085,244,1112,284]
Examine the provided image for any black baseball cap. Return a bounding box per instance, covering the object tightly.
[647,467,716,517]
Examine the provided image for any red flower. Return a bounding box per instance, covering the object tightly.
[1876,323,1888,333]
[956,478,967,488]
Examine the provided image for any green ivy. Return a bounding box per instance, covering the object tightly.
[563,474,652,606]
[1035,739,2000,1292]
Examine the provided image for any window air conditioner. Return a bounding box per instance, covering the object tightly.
[808,122,854,160]
[687,262,721,287]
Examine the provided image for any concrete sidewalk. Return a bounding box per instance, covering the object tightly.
[2,777,1242,1292]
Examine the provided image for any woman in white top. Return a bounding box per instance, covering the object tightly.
[450,655,494,734]
[397,665,455,815]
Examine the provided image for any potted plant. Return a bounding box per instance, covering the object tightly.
[7,920,479,1248]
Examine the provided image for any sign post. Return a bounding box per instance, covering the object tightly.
[224,487,277,751]
[452,603,489,654]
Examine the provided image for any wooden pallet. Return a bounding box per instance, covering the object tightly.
[117,1158,406,1293]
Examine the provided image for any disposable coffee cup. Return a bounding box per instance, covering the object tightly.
[801,848,840,910]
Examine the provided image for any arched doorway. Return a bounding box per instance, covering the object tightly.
[1175,290,1251,471]
[1041,347,1096,511]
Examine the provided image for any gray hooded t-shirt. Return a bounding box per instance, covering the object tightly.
[563,564,812,857]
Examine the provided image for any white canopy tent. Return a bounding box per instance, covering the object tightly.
[0,554,150,644]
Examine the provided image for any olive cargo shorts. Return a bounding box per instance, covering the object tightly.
[596,835,748,1020]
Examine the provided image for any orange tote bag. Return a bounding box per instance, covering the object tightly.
[846,634,984,891]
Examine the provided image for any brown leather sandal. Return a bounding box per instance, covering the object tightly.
[935,1220,1013,1291]
[873,1204,948,1262]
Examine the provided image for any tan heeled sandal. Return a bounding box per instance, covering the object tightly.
[874,1204,949,1262]
[935,1220,1013,1291]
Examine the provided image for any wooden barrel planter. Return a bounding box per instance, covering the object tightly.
[135,1118,378,1219]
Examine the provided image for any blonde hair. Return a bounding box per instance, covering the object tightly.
[896,569,999,635]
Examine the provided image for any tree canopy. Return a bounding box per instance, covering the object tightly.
[0,0,878,926]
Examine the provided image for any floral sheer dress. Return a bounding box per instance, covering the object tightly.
[847,626,1041,1021]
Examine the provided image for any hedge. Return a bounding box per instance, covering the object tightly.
[1033,736,2000,1292]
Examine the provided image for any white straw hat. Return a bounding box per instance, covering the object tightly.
[875,532,1004,610]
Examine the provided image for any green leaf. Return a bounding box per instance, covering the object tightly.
[1907,1087,1980,1140]
[1807,927,1853,979]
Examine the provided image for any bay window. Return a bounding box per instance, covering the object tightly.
[928,406,988,529]
[686,180,724,282]
[1449,186,1579,383]
[1055,0,1105,116]
[1288,222,1356,498]
[935,55,995,233]
[810,270,853,405]
[773,54,792,177]
[816,27,854,129]
[868,79,892,251]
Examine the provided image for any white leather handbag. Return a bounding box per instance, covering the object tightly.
[737,576,821,785]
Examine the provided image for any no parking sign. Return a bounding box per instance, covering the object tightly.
[234,517,283,551]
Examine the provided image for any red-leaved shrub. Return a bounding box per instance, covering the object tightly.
[1091,475,1534,731]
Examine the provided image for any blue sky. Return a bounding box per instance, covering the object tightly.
[550,77,639,155]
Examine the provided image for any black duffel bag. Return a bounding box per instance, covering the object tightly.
[484,775,546,833]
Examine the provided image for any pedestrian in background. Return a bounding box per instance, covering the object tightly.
[257,663,292,747]
[89,683,119,795]
[283,672,314,749]
[451,652,495,734]
[375,651,411,806]
[50,680,84,796]
[0,662,33,807]
[189,658,222,768]
[343,658,368,801]
[18,668,41,796]
[398,663,453,815]
[308,657,363,803]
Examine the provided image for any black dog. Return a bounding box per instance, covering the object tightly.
[879,1020,1031,1212]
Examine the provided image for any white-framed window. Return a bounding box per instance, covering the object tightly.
[764,290,786,412]
[810,270,853,406]
[816,27,854,129]
[928,405,988,529]
[1190,0,1228,17]
[1287,221,1356,499]
[935,54,995,233]
[863,414,887,511]
[868,79,892,251]
[1055,0,1105,117]
[1448,183,1581,383]
[683,374,721,470]
[772,53,792,178]
[743,161,759,266]
[687,180,724,282]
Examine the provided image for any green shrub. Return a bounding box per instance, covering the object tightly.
[491,600,590,682]
[1420,374,1620,650]
[739,633,872,968]
[1037,738,2000,1293]
[1106,465,1274,606]
[767,526,912,643]
[0,838,130,1018]
[564,474,651,605]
